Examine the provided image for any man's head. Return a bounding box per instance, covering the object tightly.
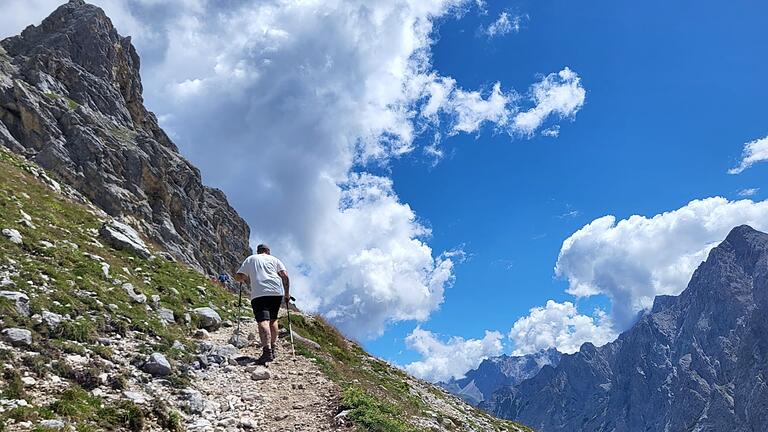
[256,244,270,255]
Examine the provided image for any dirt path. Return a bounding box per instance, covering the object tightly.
[164,315,350,432]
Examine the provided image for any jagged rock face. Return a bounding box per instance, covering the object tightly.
[441,348,562,407]
[0,0,251,274]
[488,225,768,432]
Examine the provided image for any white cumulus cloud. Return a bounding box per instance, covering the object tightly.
[513,67,586,136]
[0,0,586,339]
[404,326,504,382]
[729,135,768,174]
[556,197,768,329]
[509,300,616,356]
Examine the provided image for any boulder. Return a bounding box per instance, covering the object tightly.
[0,291,30,316]
[122,283,146,304]
[207,344,239,365]
[181,389,205,414]
[2,228,22,244]
[38,419,65,430]
[142,352,172,376]
[123,390,151,404]
[158,308,175,324]
[99,220,150,258]
[250,366,271,381]
[41,310,65,328]
[2,328,32,347]
[228,333,248,348]
[192,307,221,330]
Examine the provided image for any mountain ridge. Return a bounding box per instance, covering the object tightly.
[441,348,562,407]
[487,224,768,431]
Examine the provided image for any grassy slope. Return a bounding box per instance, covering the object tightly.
[0,146,533,432]
[0,147,239,431]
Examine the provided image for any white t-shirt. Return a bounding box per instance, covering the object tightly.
[237,254,287,299]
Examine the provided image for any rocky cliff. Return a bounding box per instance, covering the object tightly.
[0,0,251,275]
[441,348,562,407]
[487,225,768,432]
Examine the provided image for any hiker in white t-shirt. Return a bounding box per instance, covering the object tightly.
[234,244,290,365]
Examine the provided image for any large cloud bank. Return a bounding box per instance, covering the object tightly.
[555,197,768,329]
[404,326,504,382]
[1,0,585,339]
[508,300,616,356]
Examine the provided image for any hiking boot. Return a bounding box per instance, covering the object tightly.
[254,347,273,365]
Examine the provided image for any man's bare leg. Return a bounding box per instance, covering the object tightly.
[269,320,279,348]
[257,320,271,348]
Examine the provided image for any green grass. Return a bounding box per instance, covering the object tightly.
[0,146,242,428]
[1,370,25,400]
[49,386,144,431]
[42,91,78,110]
[341,386,418,432]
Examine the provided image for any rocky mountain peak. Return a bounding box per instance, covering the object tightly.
[722,224,768,273]
[0,1,250,274]
[487,225,768,431]
[2,0,166,149]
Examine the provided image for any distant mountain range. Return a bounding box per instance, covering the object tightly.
[440,348,562,406]
[483,225,768,431]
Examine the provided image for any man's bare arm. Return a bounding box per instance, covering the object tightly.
[279,270,290,301]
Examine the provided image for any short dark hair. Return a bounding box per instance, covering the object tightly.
[256,244,270,254]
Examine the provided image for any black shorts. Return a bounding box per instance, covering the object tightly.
[251,296,283,322]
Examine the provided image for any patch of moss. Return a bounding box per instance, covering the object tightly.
[152,400,183,432]
[65,97,79,110]
[1,369,25,400]
[341,386,418,432]
[53,319,97,343]
[43,92,60,101]
[48,386,144,431]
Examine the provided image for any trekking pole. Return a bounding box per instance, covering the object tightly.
[285,296,296,357]
[236,281,243,337]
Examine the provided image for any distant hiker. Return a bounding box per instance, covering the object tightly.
[234,244,290,365]
[217,272,231,289]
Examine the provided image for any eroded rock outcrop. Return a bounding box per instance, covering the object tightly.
[0,0,250,274]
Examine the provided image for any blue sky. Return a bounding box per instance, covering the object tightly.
[368,0,768,367]
[3,0,767,382]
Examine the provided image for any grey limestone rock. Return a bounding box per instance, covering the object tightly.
[2,228,22,245]
[488,225,768,432]
[181,388,206,414]
[192,307,221,330]
[123,390,151,404]
[0,290,30,316]
[250,366,271,381]
[122,283,146,304]
[157,307,175,324]
[0,0,251,275]
[99,220,150,258]
[142,352,172,376]
[2,327,32,347]
[41,310,65,328]
[38,419,65,430]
